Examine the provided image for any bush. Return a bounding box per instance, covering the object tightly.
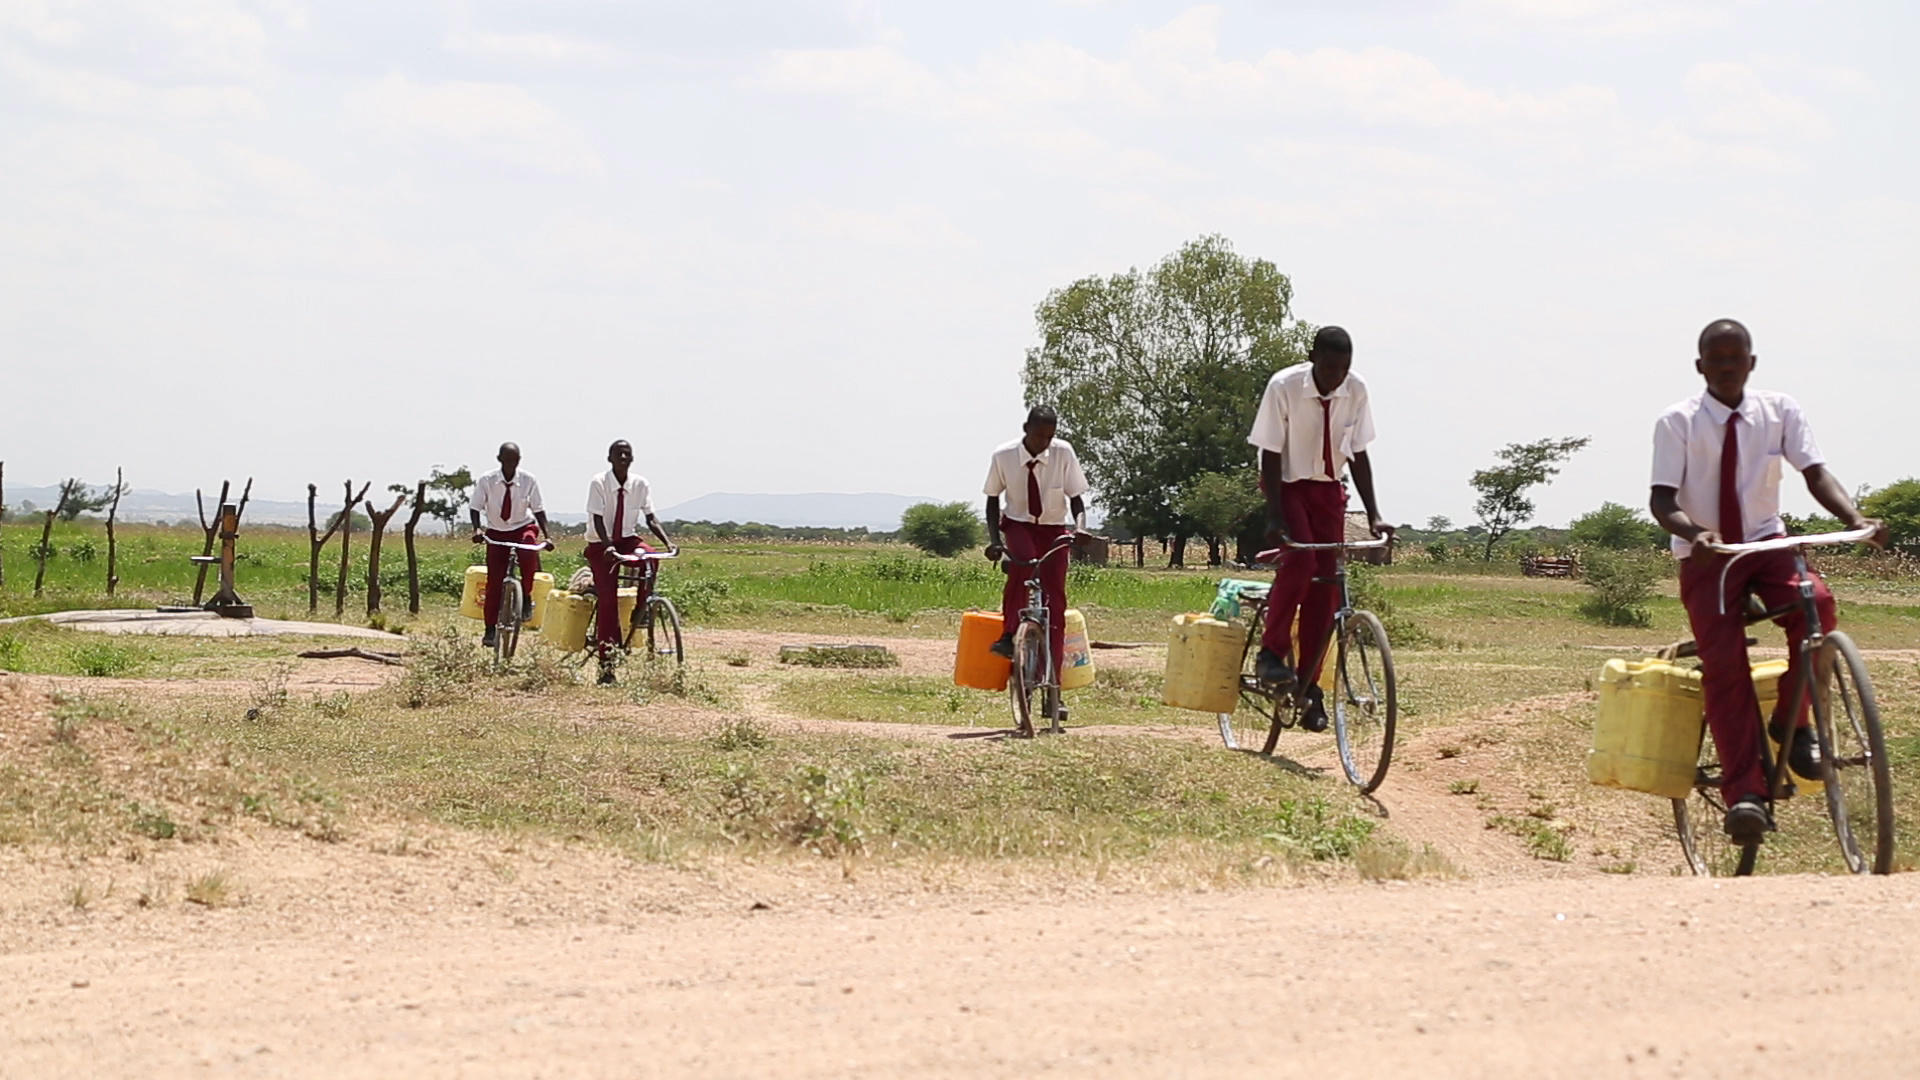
[418,564,466,598]
[899,502,984,558]
[1577,548,1665,626]
[1568,501,1665,550]
[1861,478,1920,553]
[1347,563,1431,648]
[67,539,98,562]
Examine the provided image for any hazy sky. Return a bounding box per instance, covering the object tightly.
[3,0,1914,527]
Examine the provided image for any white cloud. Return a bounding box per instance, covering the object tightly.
[446,30,619,66]
[346,74,604,178]
[1686,61,1829,140]
[0,46,264,117]
[1455,0,1735,36]
[789,203,974,249]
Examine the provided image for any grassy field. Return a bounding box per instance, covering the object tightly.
[3,520,1918,882]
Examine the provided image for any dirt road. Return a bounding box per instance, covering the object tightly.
[4,865,1917,1079]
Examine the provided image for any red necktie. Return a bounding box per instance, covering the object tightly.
[1719,412,1744,544]
[613,484,626,540]
[500,481,511,524]
[1321,398,1335,480]
[1026,459,1044,523]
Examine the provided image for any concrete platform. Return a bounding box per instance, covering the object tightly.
[0,609,406,640]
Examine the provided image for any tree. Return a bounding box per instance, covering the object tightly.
[1861,478,1920,553]
[415,465,473,534]
[1469,436,1590,561]
[53,477,127,521]
[900,502,984,558]
[1178,468,1263,567]
[1425,515,1452,533]
[1023,234,1314,566]
[1567,501,1665,551]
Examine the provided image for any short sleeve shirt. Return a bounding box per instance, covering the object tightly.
[1247,366,1376,483]
[1650,389,1824,556]
[983,438,1090,525]
[586,470,655,540]
[469,469,543,532]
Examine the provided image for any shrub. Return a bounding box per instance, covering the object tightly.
[1577,548,1665,627]
[1567,501,1665,550]
[67,539,98,562]
[1861,478,1920,553]
[67,641,141,678]
[670,578,732,619]
[1346,563,1431,648]
[899,502,984,558]
[418,565,466,598]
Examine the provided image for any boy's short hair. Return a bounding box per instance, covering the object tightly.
[1698,319,1751,353]
[1025,404,1059,427]
[1311,325,1353,356]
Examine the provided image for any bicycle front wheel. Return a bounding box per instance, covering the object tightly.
[1008,621,1044,738]
[1334,610,1396,793]
[1814,631,1894,874]
[496,588,522,667]
[645,597,684,665]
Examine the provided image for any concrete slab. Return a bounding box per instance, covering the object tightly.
[0,610,406,640]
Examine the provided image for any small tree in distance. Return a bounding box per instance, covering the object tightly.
[1567,501,1665,550]
[900,502,984,558]
[1469,436,1590,561]
[1861,478,1920,553]
[1179,469,1263,567]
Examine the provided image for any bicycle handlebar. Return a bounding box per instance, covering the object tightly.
[1252,535,1391,563]
[1699,526,1878,556]
[610,548,679,563]
[483,537,551,551]
[998,536,1075,570]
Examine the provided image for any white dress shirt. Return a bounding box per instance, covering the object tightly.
[983,437,1091,525]
[1650,389,1824,557]
[586,470,656,540]
[1247,366,1376,483]
[469,469,543,532]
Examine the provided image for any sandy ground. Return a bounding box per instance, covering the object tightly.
[4,627,1918,1077]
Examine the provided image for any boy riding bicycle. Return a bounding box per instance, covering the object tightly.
[585,439,676,684]
[1247,326,1393,732]
[983,405,1090,671]
[469,441,554,649]
[1649,319,1887,844]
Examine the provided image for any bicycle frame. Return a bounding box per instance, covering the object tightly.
[1249,536,1391,687]
[999,536,1076,689]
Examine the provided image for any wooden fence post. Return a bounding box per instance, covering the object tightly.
[308,484,348,614]
[192,481,230,605]
[32,509,55,597]
[334,480,370,617]
[105,466,123,597]
[403,480,427,615]
[365,492,406,615]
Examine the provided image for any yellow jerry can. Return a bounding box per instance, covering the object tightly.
[459,566,554,626]
[539,587,635,653]
[1162,614,1245,714]
[1060,609,1095,691]
[1752,658,1822,795]
[1589,658,1704,799]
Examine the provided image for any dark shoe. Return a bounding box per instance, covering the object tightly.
[1299,682,1329,733]
[1724,797,1769,844]
[481,628,497,648]
[988,635,1015,659]
[1255,648,1295,688]
[1777,724,1822,782]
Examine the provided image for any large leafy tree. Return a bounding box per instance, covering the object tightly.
[1023,235,1313,564]
[1469,436,1590,561]
[1567,501,1666,551]
[1861,478,1920,552]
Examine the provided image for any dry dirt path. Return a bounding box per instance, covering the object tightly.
[2,867,1916,1079]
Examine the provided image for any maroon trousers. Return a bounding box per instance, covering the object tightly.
[1261,480,1345,683]
[1000,518,1070,671]
[586,537,655,653]
[1678,543,1836,802]
[484,523,542,630]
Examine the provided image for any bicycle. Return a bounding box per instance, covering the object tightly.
[1217,536,1397,794]
[607,547,684,667]
[1666,526,1893,877]
[1000,535,1077,739]
[482,535,552,669]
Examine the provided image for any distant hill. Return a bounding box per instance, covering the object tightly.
[2,485,316,527]
[657,492,943,531]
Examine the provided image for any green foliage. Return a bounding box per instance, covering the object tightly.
[416,465,473,533]
[1470,436,1591,560]
[27,540,56,561]
[669,577,732,619]
[0,634,23,669]
[66,640,142,677]
[1178,468,1263,549]
[1567,501,1665,550]
[1023,234,1313,540]
[1347,562,1430,647]
[1862,478,1920,552]
[399,626,487,708]
[53,477,127,522]
[1577,548,1664,627]
[66,539,97,562]
[417,564,466,598]
[1425,515,1453,532]
[1264,796,1375,861]
[899,502,984,558]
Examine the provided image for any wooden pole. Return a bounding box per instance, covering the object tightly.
[334,480,370,617]
[307,483,349,614]
[32,509,55,597]
[192,481,230,605]
[365,492,406,615]
[403,480,427,615]
[105,466,123,597]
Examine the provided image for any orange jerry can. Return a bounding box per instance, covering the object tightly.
[954,611,1012,692]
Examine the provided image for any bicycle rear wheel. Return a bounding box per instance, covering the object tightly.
[644,597,684,665]
[1814,631,1894,875]
[1334,610,1396,793]
[1217,616,1284,754]
[1008,621,1044,738]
